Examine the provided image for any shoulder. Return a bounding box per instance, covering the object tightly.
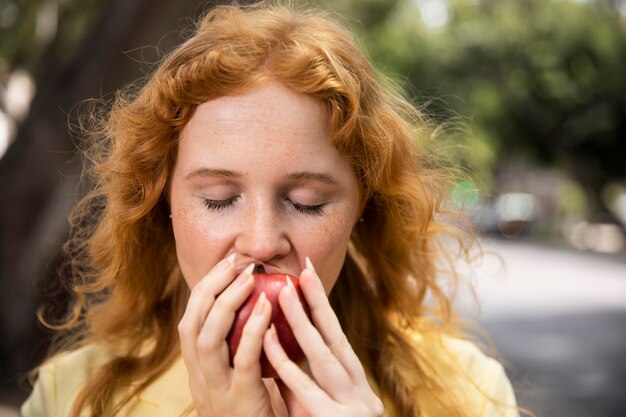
[21,344,109,417]
[443,337,512,386]
[47,342,108,371]
[42,343,109,389]
[22,344,195,417]
[410,333,520,417]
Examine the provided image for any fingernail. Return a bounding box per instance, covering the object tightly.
[215,253,236,271]
[305,256,315,272]
[305,257,323,290]
[235,263,255,286]
[285,276,297,297]
[243,262,255,276]
[236,272,253,287]
[254,292,267,316]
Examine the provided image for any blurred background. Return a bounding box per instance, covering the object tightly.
[1,0,625,416]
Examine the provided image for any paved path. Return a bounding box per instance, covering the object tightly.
[463,238,626,417]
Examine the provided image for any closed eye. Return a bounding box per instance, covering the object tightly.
[292,201,325,215]
[202,196,239,211]
[202,196,325,215]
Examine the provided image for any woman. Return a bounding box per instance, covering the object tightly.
[22,3,520,417]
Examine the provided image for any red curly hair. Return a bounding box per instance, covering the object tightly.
[43,3,482,416]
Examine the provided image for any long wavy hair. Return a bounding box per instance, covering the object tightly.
[43,2,482,416]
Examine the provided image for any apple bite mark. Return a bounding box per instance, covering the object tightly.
[226,272,312,378]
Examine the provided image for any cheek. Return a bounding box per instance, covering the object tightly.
[172,205,234,289]
[303,215,354,294]
[172,215,207,289]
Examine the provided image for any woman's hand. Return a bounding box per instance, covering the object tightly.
[178,253,383,417]
[178,254,276,417]
[263,258,384,417]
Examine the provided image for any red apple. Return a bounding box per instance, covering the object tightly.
[226,273,311,378]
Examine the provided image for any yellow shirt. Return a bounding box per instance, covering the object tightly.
[21,338,519,417]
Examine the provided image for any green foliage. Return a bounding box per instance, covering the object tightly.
[319,0,626,212]
[2,0,624,218]
[0,0,105,75]
[317,0,401,28]
[0,0,39,70]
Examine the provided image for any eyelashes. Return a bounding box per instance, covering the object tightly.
[202,196,239,211]
[201,197,326,216]
[291,202,325,215]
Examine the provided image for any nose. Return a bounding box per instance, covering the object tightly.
[234,202,291,263]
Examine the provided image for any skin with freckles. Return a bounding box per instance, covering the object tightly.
[172,79,383,417]
[169,79,362,292]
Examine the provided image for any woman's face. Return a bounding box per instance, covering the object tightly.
[169,80,362,293]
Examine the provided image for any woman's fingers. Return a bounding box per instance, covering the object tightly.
[263,325,336,411]
[299,260,367,383]
[198,263,255,348]
[179,254,238,379]
[195,263,255,381]
[231,293,272,388]
[277,278,354,400]
[268,262,384,417]
[177,255,279,417]
[180,254,237,339]
[179,256,259,387]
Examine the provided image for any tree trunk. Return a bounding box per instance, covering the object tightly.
[0,0,244,403]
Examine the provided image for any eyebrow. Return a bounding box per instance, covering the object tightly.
[287,171,338,185]
[185,168,338,185]
[185,168,242,180]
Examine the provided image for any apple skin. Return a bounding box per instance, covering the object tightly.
[226,273,311,378]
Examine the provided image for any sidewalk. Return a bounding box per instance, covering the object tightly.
[456,237,626,319]
[465,238,626,417]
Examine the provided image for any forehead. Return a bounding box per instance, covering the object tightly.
[176,80,351,175]
[187,80,327,132]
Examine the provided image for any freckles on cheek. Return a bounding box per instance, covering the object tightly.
[173,205,237,289]
[173,230,197,287]
[311,218,354,292]
[173,210,213,288]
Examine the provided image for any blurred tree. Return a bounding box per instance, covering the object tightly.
[0,0,106,75]
[322,0,626,220]
[318,0,402,28]
[0,0,255,404]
